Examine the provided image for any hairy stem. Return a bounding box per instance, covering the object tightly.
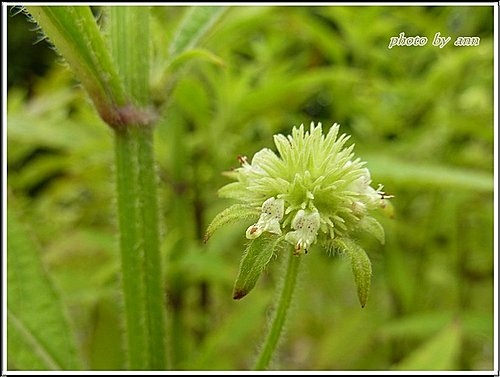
[110,7,166,369]
[136,127,167,369]
[114,128,147,369]
[254,252,301,370]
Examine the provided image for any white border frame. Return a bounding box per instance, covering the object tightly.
[2,2,498,375]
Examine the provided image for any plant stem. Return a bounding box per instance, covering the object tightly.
[136,127,167,369]
[109,7,150,105]
[110,7,166,369]
[254,252,302,370]
[115,125,167,370]
[27,4,166,370]
[114,128,147,369]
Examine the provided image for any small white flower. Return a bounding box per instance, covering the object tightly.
[246,197,285,239]
[348,168,393,209]
[285,209,321,255]
[347,168,372,193]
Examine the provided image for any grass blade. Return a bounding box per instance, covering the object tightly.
[7,207,82,370]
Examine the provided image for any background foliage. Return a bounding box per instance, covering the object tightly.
[7,5,494,371]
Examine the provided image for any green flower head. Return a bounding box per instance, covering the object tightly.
[218,122,391,254]
[206,122,393,304]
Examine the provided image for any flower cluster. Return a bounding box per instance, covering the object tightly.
[218,122,391,255]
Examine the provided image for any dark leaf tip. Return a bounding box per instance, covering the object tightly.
[233,289,248,300]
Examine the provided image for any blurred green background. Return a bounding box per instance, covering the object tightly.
[7,5,494,371]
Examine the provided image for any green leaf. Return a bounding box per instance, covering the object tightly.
[334,238,372,308]
[153,6,227,95]
[204,204,260,242]
[7,208,82,370]
[358,216,385,244]
[25,6,131,128]
[382,310,490,343]
[233,234,281,300]
[168,6,226,57]
[166,48,226,74]
[394,321,462,370]
[382,312,454,340]
[366,154,493,193]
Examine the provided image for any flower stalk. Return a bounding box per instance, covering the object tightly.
[254,251,301,370]
[206,122,393,369]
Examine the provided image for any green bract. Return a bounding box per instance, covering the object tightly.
[207,122,392,305]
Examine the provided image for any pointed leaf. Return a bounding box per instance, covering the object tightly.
[334,238,372,308]
[358,216,385,244]
[153,7,227,95]
[204,204,260,242]
[233,234,281,300]
[7,209,82,370]
[168,6,226,57]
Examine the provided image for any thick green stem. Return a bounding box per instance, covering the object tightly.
[115,126,166,370]
[109,7,150,105]
[114,128,147,369]
[254,252,302,370]
[136,127,167,369]
[28,4,166,370]
[110,7,166,369]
